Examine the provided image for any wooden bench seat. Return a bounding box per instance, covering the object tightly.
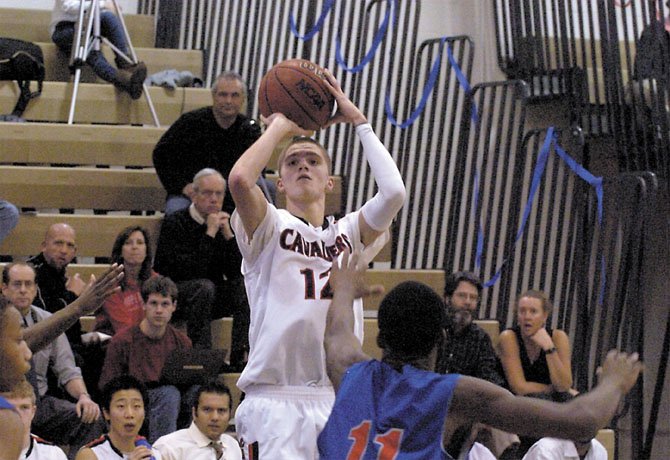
[0,166,165,211]
[0,122,163,167]
[0,166,342,216]
[38,42,204,83]
[0,81,212,125]
[0,7,155,48]
[0,213,162,258]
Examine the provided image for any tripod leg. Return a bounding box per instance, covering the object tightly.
[68,67,83,125]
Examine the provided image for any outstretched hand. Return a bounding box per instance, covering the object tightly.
[74,264,124,316]
[330,249,384,300]
[596,350,643,395]
[322,70,368,128]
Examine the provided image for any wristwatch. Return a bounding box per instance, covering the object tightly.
[544,346,557,355]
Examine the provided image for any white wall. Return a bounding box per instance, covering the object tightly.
[417,0,505,85]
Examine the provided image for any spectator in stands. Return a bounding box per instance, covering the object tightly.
[153,71,273,216]
[498,290,574,400]
[76,375,161,460]
[95,226,154,336]
[1,380,68,460]
[437,271,505,386]
[0,293,33,460]
[317,250,643,459]
[28,223,86,349]
[437,271,518,458]
[49,0,147,99]
[154,380,242,460]
[2,262,105,458]
[154,168,248,361]
[98,276,194,443]
[498,290,576,455]
[0,199,19,245]
[523,436,608,459]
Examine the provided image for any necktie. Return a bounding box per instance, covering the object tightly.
[210,440,224,459]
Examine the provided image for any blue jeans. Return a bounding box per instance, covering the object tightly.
[0,200,18,244]
[52,11,129,83]
[147,385,199,443]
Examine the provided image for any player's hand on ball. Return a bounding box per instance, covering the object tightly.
[322,69,367,128]
[260,113,313,137]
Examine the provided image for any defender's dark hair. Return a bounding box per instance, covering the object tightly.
[140,275,178,304]
[193,379,234,411]
[377,281,446,359]
[111,226,153,290]
[443,271,483,298]
[100,374,149,412]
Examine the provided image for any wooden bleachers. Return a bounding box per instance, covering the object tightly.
[0,122,163,166]
[0,7,156,48]
[39,42,203,83]
[0,81,212,125]
[0,214,162,258]
[0,166,343,216]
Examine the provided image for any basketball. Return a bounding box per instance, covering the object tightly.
[258,59,335,131]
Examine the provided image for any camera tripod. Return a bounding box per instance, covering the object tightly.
[67,0,160,126]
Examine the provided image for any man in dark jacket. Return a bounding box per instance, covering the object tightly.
[153,71,268,216]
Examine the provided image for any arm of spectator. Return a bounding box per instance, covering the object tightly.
[497,330,552,395]
[530,328,573,392]
[477,333,507,388]
[152,117,196,197]
[154,216,216,280]
[24,264,123,352]
[65,378,101,423]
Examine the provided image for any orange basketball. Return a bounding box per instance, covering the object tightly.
[258,59,335,131]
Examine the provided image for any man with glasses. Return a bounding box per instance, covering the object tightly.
[1,262,104,458]
[154,169,247,358]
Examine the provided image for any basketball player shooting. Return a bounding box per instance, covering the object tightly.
[228,69,406,459]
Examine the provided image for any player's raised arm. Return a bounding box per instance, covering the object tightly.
[448,350,643,442]
[228,114,311,238]
[323,70,406,246]
[325,250,384,391]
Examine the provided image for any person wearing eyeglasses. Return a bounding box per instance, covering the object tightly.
[154,169,247,360]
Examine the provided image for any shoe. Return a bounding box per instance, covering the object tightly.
[114,62,147,100]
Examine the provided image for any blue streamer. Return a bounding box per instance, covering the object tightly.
[385,37,445,128]
[335,0,395,73]
[445,42,479,123]
[477,127,606,306]
[479,127,555,287]
[289,0,335,41]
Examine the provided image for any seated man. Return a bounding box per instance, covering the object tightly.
[317,250,642,458]
[2,263,104,457]
[27,223,86,349]
[438,271,518,457]
[1,380,68,460]
[99,275,194,443]
[152,71,269,216]
[154,380,242,459]
[154,168,248,363]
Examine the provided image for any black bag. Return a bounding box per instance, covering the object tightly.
[0,37,45,117]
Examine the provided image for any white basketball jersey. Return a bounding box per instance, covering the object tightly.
[232,206,388,390]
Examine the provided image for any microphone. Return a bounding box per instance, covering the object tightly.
[134,438,156,460]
